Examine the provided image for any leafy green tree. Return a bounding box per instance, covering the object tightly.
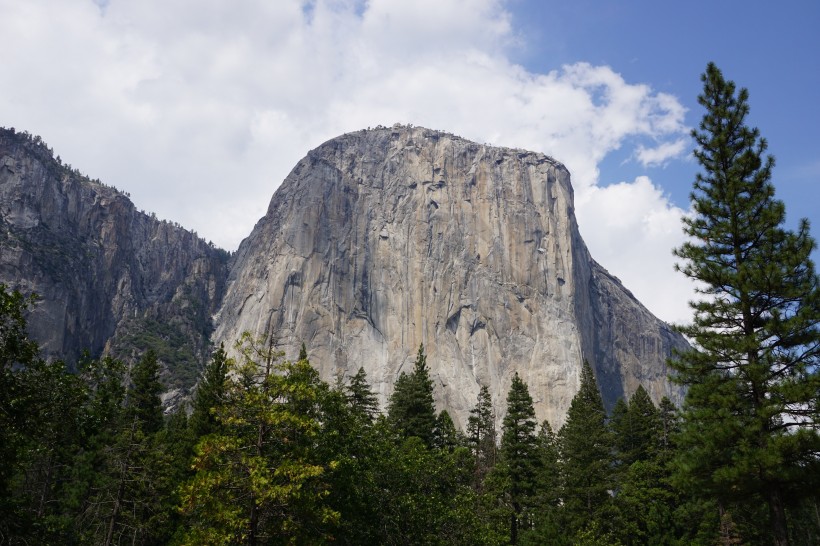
[499,373,540,545]
[557,361,614,534]
[388,344,437,447]
[672,63,820,545]
[179,333,339,545]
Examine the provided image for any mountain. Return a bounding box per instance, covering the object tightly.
[214,125,687,428]
[1,125,686,426]
[0,127,228,401]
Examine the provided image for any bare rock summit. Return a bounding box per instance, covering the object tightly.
[215,125,687,428]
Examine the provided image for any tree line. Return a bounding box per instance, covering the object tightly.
[1,63,819,544]
[1,292,817,544]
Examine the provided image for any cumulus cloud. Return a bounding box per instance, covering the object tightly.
[635,138,689,167]
[0,0,694,322]
[576,177,694,324]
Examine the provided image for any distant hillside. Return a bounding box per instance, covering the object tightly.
[0,127,229,399]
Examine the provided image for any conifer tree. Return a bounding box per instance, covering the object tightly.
[387,344,437,447]
[346,366,379,420]
[129,350,163,434]
[500,372,540,545]
[536,420,559,502]
[558,361,613,532]
[433,410,462,451]
[672,63,820,545]
[467,385,497,485]
[189,343,230,439]
[611,386,659,468]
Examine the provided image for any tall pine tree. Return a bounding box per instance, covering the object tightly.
[672,63,820,546]
[557,361,613,534]
[387,344,437,447]
[500,372,540,545]
[467,384,497,486]
[346,366,379,421]
[189,343,230,439]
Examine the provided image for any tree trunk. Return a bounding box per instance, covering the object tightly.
[104,465,126,546]
[767,484,790,546]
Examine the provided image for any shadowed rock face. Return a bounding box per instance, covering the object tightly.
[215,125,687,428]
[0,128,229,396]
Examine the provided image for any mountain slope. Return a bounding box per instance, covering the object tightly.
[0,128,228,396]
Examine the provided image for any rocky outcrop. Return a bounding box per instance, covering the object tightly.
[0,128,229,393]
[215,125,687,428]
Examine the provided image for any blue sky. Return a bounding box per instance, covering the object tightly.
[510,0,820,226]
[0,0,817,324]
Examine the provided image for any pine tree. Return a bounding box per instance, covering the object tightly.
[467,384,497,486]
[129,350,163,434]
[536,420,559,503]
[433,410,462,451]
[500,372,540,545]
[558,361,614,533]
[672,63,820,545]
[189,343,230,439]
[387,344,437,447]
[0,285,41,537]
[611,386,659,468]
[346,366,379,420]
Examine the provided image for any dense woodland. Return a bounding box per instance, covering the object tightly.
[1,291,818,545]
[2,67,819,545]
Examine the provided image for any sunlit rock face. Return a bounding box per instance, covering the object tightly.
[215,125,687,429]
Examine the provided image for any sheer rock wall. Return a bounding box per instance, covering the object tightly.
[215,126,687,428]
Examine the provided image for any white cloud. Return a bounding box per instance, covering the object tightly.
[0,0,694,322]
[635,138,689,167]
[576,177,695,324]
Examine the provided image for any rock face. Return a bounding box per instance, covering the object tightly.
[215,125,687,428]
[0,128,229,393]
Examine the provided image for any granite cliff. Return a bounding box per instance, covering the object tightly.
[0,128,229,396]
[1,125,686,425]
[215,125,687,428]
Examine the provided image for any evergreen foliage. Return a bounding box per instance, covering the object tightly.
[388,344,437,447]
[188,343,230,439]
[499,372,540,545]
[346,366,379,420]
[557,361,613,534]
[611,385,660,468]
[129,349,164,434]
[672,62,820,545]
[7,64,820,542]
[467,384,497,485]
